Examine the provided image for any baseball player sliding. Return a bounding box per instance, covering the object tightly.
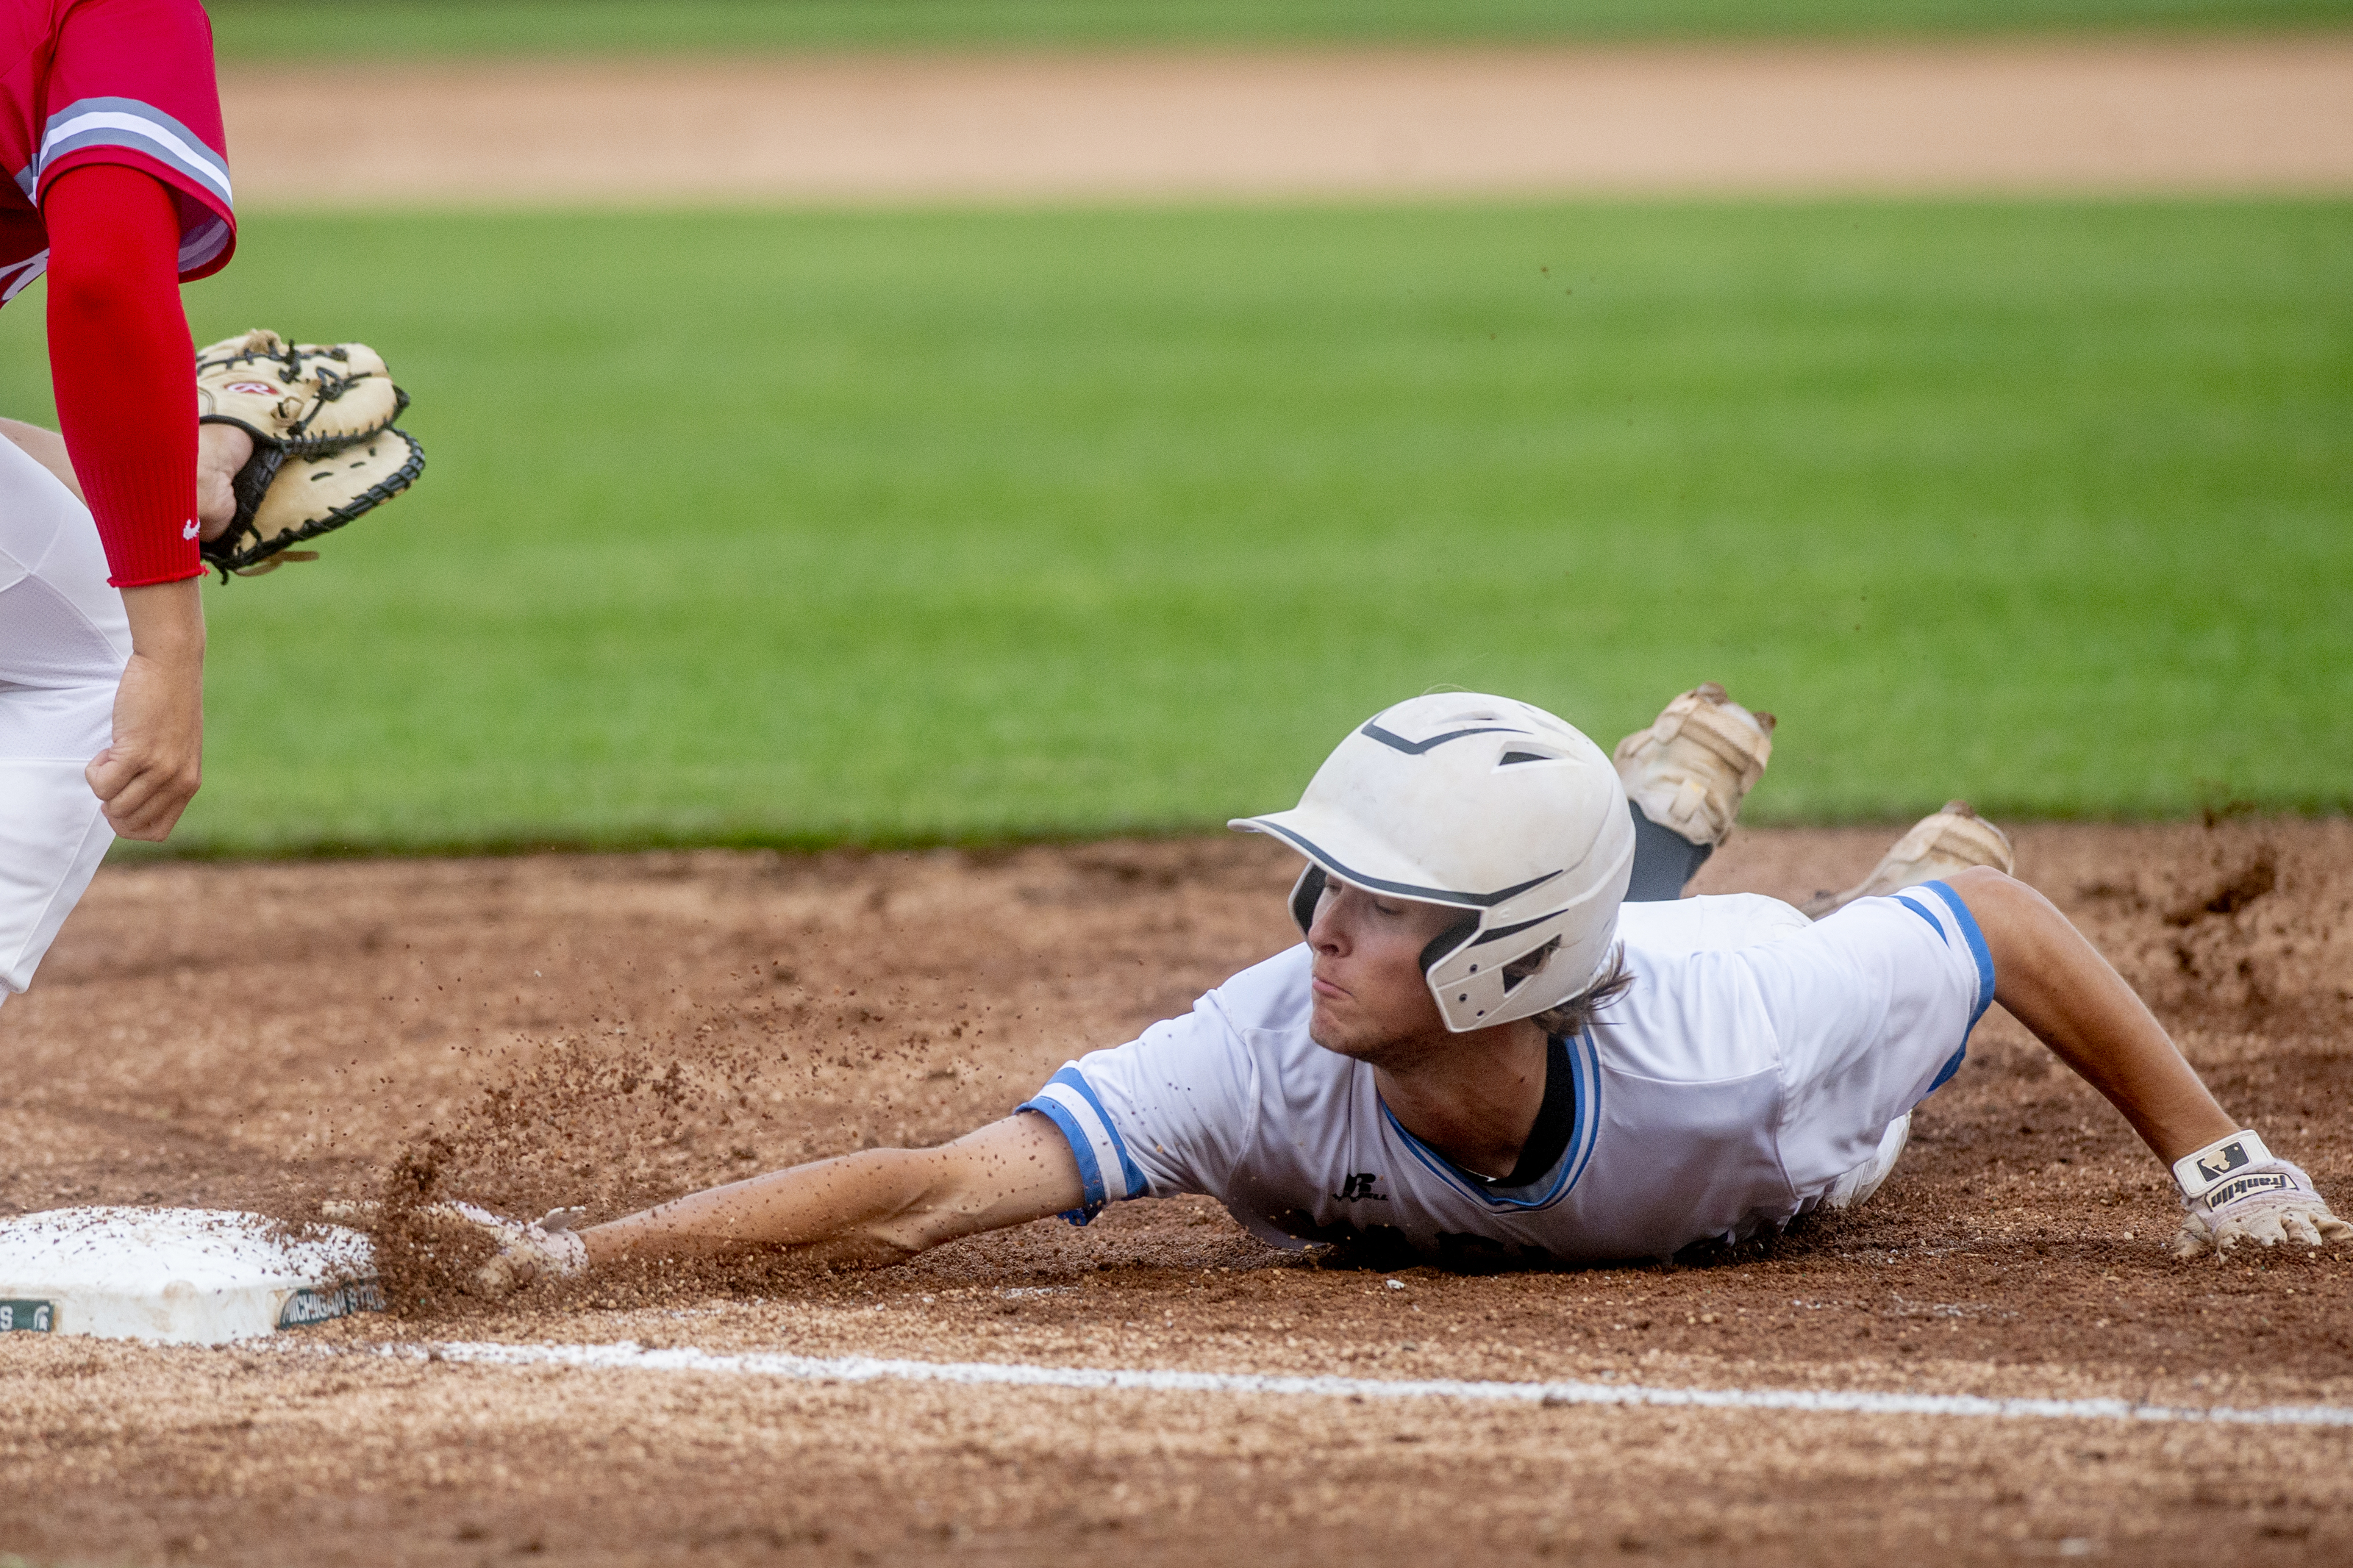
[1,0,416,1009]
[463,685,2348,1291]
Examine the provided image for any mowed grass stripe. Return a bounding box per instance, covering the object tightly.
[1,200,2343,853]
[204,0,2353,60]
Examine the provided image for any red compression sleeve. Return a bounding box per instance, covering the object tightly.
[44,163,202,587]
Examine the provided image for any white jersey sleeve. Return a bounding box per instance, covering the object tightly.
[1738,879,1995,1194]
[1017,951,1289,1217]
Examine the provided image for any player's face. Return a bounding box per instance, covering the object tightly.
[1304,876,1460,1062]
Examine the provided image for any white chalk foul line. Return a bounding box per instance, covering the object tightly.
[407,1340,2353,1429]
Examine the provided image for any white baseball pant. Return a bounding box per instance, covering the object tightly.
[0,432,125,1006]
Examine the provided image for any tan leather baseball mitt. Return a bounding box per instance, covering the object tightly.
[195,328,424,579]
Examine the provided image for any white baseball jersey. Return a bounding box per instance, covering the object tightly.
[0,433,125,1003]
[1020,884,1993,1263]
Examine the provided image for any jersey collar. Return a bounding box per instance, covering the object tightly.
[1377,1027,1602,1212]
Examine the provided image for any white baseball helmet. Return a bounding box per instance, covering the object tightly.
[1230,693,1635,1032]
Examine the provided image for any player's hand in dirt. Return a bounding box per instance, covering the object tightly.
[437,1202,591,1298]
[2171,1160,2352,1259]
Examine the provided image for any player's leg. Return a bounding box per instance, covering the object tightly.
[1799,801,2014,919]
[0,432,129,1006]
[1612,682,1776,902]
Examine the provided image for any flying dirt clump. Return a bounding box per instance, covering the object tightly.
[2163,847,2277,926]
[2160,840,2288,1022]
[362,1014,796,1317]
[2075,823,2350,1030]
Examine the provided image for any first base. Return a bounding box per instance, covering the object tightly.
[0,1207,381,1345]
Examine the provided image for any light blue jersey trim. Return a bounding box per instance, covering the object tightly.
[1887,880,1996,1099]
[1924,1045,1968,1096]
[1052,1067,1147,1197]
[1379,1028,1601,1212]
[1922,880,1998,1028]
[1018,1095,1105,1221]
[1893,893,1943,939]
[1017,1065,1148,1227]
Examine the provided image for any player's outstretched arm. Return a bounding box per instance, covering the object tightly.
[586,1112,1084,1267]
[471,1112,1085,1296]
[1944,865,2349,1257]
[1945,865,2233,1163]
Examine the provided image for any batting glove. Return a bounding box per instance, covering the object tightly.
[436,1201,591,1297]
[2168,1131,2352,1259]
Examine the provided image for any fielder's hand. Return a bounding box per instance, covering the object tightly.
[195,422,254,541]
[88,581,204,841]
[2168,1131,2352,1259]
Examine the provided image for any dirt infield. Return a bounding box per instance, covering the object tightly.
[1,818,2349,1564]
[224,37,2353,204]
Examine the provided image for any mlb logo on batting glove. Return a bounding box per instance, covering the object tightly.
[2179,1132,2257,1192]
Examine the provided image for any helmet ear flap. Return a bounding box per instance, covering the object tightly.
[1289,864,1327,937]
[1418,914,1479,976]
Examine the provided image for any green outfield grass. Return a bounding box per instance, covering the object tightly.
[3,200,2346,853]
[205,0,2353,61]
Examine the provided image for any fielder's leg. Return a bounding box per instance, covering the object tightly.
[1613,683,1776,903]
[0,434,127,1006]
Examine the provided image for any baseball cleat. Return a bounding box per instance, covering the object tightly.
[1801,801,2015,920]
[1611,682,1776,848]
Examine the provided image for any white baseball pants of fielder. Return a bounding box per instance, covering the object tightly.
[0,433,125,1006]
